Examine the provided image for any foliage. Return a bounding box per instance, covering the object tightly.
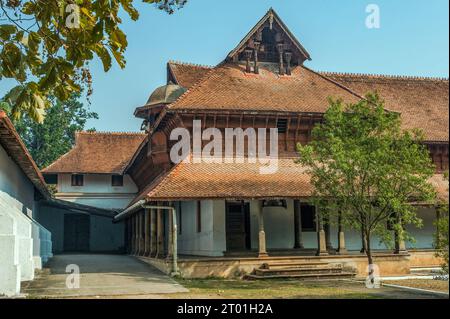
[10,93,98,169]
[297,92,436,266]
[0,0,186,122]
[434,171,449,274]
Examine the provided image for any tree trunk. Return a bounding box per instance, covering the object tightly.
[363,229,376,285]
[365,233,373,266]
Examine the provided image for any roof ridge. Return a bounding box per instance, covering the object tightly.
[318,71,449,82]
[302,66,366,101]
[76,131,145,136]
[168,60,214,69]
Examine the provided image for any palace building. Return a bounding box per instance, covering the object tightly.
[40,9,449,278]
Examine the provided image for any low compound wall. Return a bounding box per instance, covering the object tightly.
[137,252,411,279]
[408,249,443,268]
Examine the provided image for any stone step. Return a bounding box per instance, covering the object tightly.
[246,271,356,280]
[261,262,341,270]
[255,267,343,277]
[410,267,442,274]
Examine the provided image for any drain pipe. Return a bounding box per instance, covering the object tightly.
[114,201,179,276]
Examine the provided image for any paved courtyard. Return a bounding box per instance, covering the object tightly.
[22,254,188,298]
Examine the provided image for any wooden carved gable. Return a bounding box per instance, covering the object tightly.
[226,8,311,74]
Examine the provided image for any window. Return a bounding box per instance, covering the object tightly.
[44,174,57,185]
[111,175,124,187]
[71,174,84,186]
[196,201,202,233]
[276,118,288,133]
[300,204,316,231]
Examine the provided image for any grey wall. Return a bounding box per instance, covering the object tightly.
[38,203,124,254]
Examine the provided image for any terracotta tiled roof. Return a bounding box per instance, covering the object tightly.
[168,63,362,113]
[167,61,212,88]
[132,157,313,202]
[0,111,50,197]
[165,62,448,141]
[130,157,448,204]
[428,174,449,203]
[42,131,145,174]
[321,72,449,142]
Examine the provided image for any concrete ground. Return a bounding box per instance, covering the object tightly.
[22,254,188,298]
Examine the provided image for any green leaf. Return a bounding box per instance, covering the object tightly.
[94,44,112,72]
[120,0,140,20]
[0,24,17,41]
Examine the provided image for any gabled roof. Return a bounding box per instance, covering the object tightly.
[321,72,449,142]
[226,8,311,64]
[167,61,212,88]
[0,111,50,198]
[42,131,145,175]
[167,62,362,113]
[163,62,449,142]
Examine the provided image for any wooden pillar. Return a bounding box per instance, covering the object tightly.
[245,49,253,73]
[257,200,268,258]
[134,214,139,255]
[166,204,173,260]
[253,42,260,74]
[277,43,285,75]
[129,218,133,254]
[156,206,164,258]
[137,211,142,255]
[285,52,292,75]
[293,200,304,249]
[150,208,157,257]
[144,209,151,256]
[336,211,348,255]
[316,206,328,256]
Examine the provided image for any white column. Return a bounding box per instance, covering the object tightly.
[257,200,268,258]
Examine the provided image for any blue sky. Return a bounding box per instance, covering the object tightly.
[1,0,449,132]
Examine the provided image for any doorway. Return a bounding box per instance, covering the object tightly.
[225,201,251,251]
[64,213,90,252]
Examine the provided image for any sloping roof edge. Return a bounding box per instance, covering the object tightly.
[41,198,118,218]
[0,110,50,198]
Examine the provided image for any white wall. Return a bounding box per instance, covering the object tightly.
[0,145,35,218]
[176,200,226,256]
[56,173,138,210]
[175,199,437,257]
[0,144,53,296]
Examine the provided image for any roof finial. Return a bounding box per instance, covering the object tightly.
[269,10,274,30]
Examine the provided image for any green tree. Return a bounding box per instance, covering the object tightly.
[434,171,449,274]
[0,0,186,122]
[297,93,436,269]
[9,93,98,169]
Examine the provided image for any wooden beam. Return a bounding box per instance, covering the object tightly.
[285,117,291,151]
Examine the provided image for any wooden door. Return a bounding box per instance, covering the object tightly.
[64,213,90,252]
[226,202,250,251]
